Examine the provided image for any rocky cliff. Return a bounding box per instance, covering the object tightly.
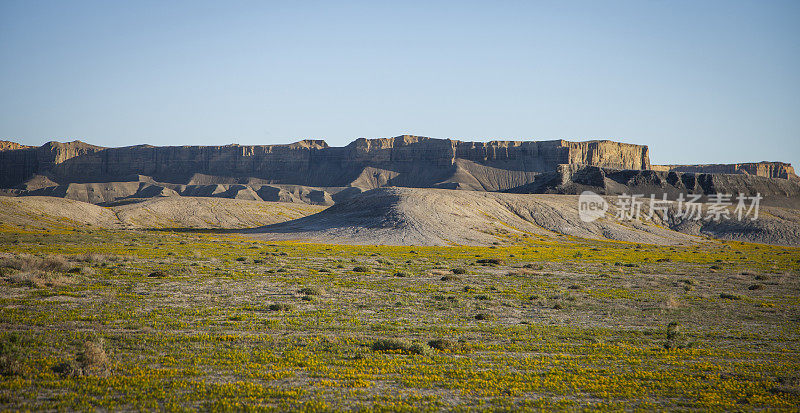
[653,162,798,181]
[0,141,31,151]
[0,136,650,189]
[1,135,797,209]
[508,165,800,209]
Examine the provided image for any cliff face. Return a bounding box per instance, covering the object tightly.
[0,141,105,187]
[3,135,797,208]
[0,136,651,189]
[655,162,798,181]
[0,141,31,151]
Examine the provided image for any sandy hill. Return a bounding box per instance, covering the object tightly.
[248,187,800,246]
[0,196,324,230]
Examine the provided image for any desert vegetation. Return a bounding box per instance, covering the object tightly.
[0,226,799,410]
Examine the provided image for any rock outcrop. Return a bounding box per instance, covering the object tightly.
[1,135,797,210]
[508,165,800,209]
[0,141,31,151]
[0,136,650,189]
[653,162,798,181]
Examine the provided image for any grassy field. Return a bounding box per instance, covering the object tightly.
[0,227,799,411]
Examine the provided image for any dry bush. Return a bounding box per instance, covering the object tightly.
[0,253,37,272]
[0,253,71,273]
[371,339,432,356]
[74,253,108,263]
[268,303,294,311]
[427,339,455,351]
[39,256,71,272]
[6,271,50,288]
[299,287,324,296]
[6,269,76,288]
[523,263,544,270]
[664,322,689,349]
[663,294,681,310]
[507,268,538,276]
[53,339,111,378]
[0,334,26,377]
[77,339,110,376]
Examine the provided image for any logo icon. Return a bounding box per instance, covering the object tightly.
[578,191,608,222]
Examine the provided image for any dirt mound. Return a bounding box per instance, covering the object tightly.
[0,196,325,230]
[0,196,122,229]
[247,188,698,245]
[112,197,324,229]
[249,187,800,246]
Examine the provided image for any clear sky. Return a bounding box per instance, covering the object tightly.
[1,0,798,166]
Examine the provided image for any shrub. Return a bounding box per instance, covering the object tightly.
[664,322,689,349]
[474,313,489,320]
[39,256,72,272]
[476,258,503,266]
[748,284,764,291]
[352,266,369,273]
[427,339,455,351]
[0,253,71,273]
[76,339,110,377]
[452,268,467,275]
[0,334,25,377]
[269,303,294,311]
[475,294,490,300]
[441,275,460,282]
[74,253,107,263]
[6,271,47,288]
[147,270,168,278]
[371,339,432,356]
[299,287,323,296]
[393,272,407,277]
[720,293,741,300]
[51,361,76,378]
[523,263,544,270]
[408,343,433,356]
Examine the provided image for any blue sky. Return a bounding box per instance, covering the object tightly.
[1,0,798,165]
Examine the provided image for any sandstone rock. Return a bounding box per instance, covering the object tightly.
[1,136,796,210]
[0,141,32,151]
[0,136,652,190]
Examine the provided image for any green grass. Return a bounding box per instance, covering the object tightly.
[0,227,799,411]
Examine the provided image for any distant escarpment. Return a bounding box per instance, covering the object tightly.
[511,165,800,209]
[1,135,798,208]
[0,136,649,188]
[652,162,798,181]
